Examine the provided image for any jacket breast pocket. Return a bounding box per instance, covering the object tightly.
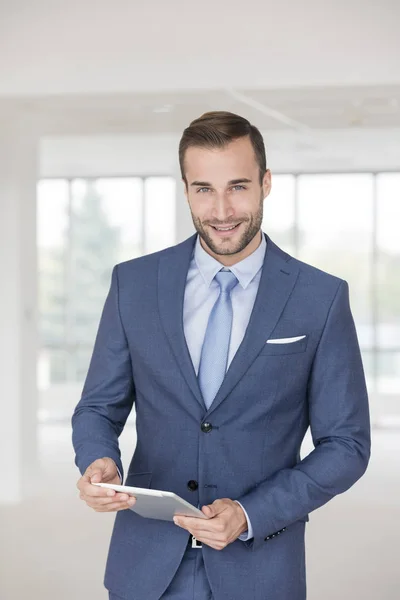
[124,471,152,488]
[258,335,308,356]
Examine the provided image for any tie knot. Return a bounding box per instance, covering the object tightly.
[214,269,238,294]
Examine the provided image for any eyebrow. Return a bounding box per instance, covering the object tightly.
[190,178,252,187]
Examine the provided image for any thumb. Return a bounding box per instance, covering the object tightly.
[86,459,106,483]
[90,470,103,483]
[201,504,214,518]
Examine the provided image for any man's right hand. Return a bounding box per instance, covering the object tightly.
[77,457,136,513]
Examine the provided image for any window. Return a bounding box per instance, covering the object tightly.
[262,172,400,396]
[262,174,296,254]
[37,177,176,399]
[37,171,399,420]
[376,173,400,393]
[297,174,374,349]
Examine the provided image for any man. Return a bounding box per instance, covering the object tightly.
[72,111,371,600]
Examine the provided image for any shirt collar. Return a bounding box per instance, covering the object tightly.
[193,231,267,290]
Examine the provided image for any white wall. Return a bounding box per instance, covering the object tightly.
[40,128,400,178]
[0,123,38,502]
[40,134,180,178]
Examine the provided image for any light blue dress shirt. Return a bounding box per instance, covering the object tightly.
[183,231,267,541]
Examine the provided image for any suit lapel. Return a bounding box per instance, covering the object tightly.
[205,233,300,417]
[158,234,206,410]
[158,232,300,416]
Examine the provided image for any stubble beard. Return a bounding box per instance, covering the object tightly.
[191,198,264,257]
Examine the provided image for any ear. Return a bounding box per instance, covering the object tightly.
[262,169,272,199]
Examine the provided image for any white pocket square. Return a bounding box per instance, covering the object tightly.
[266,335,306,344]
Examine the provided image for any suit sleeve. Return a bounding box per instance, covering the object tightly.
[236,279,371,549]
[71,265,135,481]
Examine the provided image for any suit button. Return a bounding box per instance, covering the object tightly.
[187,480,198,491]
[201,422,213,433]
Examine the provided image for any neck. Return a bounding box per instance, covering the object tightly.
[200,230,262,266]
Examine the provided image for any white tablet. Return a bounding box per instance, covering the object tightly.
[92,483,208,521]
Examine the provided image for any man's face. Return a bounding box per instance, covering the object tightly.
[183,136,271,258]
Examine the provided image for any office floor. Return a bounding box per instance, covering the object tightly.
[0,425,399,600]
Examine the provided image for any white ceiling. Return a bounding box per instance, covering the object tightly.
[0,0,399,96]
[2,0,399,171]
[2,85,400,135]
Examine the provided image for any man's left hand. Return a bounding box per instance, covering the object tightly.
[173,498,247,551]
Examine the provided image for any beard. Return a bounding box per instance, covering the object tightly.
[191,197,264,256]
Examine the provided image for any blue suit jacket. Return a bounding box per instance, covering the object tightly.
[72,232,371,600]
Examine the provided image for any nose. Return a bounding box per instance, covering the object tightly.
[211,193,234,223]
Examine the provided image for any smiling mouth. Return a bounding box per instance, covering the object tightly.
[210,223,241,232]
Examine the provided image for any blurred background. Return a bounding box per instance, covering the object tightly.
[0,1,399,598]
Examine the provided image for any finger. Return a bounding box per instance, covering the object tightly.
[83,493,134,507]
[173,515,211,530]
[77,473,92,491]
[94,498,136,512]
[186,521,228,541]
[201,505,214,517]
[89,470,103,484]
[81,482,119,498]
[201,531,230,548]
[85,458,107,475]
[83,491,134,505]
[174,517,224,535]
[86,458,117,484]
[204,499,229,517]
[195,535,228,550]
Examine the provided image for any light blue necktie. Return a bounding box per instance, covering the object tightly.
[198,269,239,409]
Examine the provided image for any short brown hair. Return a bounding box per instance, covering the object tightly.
[179,111,267,185]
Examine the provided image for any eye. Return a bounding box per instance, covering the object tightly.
[197,187,210,193]
[232,185,246,191]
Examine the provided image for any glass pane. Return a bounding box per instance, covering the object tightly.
[38,177,147,421]
[69,178,143,350]
[96,178,144,262]
[38,348,69,386]
[144,177,176,254]
[376,173,400,350]
[262,174,295,254]
[297,174,374,348]
[377,351,400,395]
[37,179,69,349]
